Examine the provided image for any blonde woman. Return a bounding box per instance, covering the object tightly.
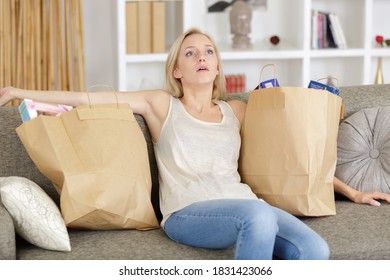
[0,28,329,260]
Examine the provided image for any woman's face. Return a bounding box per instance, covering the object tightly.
[174,33,219,89]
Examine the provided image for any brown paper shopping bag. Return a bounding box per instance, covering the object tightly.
[239,66,342,216]
[16,102,159,230]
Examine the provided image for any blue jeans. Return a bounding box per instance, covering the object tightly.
[164,199,329,260]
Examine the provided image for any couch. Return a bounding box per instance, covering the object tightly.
[1,84,390,260]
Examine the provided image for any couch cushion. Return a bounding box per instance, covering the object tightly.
[16,228,235,260]
[301,200,390,259]
[335,106,390,193]
[16,200,390,260]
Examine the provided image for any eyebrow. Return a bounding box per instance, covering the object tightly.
[184,44,215,50]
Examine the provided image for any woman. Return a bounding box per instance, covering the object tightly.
[0,28,328,260]
[1,28,384,259]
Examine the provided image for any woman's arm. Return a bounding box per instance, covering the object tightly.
[0,86,171,141]
[0,87,88,107]
[227,99,247,125]
[0,86,164,114]
[333,176,390,206]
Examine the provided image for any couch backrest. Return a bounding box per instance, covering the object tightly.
[133,114,161,220]
[0,107,60,205]
[339,84,390,118]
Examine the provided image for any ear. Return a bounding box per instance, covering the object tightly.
[173,68,182,79]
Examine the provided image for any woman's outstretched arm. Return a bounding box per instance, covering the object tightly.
[0,86,171,141]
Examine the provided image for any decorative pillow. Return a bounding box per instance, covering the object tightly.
[335,106,390,193]
[0,177,71,251]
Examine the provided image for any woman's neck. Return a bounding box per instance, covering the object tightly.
[179,85,222,123]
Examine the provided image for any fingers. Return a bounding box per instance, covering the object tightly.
[365,192,390,206]
[356,191,389,206]
[373,192,390,204]
[368,199,381,207]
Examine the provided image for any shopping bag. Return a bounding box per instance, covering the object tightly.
[239,66,342,216]
[16,101,159,230]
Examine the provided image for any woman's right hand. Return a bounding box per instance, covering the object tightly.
[0,86,15,106]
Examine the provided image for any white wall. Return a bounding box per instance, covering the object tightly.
[82,0,117,89]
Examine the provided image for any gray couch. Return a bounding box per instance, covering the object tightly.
[1,84,390,260]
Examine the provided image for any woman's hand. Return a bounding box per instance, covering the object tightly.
[352,191,390,206]
[0,86,15,106]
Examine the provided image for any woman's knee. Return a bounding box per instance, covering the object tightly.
[270,206,330,260]
[311,237,330,260]
[236,200,279,233]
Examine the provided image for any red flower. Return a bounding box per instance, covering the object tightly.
[376,35,384,46]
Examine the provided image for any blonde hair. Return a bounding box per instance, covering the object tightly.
[164,28,226,100]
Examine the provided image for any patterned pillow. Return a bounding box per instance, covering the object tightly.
[0,176,71,251]
[335,107,390,193]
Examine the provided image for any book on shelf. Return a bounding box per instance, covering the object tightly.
[225,74,246,94]
[325,13,337,48]
[126,1,138,54]
[137,1,152,54]
[328,13,347,49]
[311,10,347,50]
[125,0,166,54]
[152,1,166,53]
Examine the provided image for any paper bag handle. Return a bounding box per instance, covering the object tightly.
[77,107,134,121]
[317,76,340,89]
[258,63,278,90]
[87,84,119,109]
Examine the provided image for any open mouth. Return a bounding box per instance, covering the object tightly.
[197,67,209,72]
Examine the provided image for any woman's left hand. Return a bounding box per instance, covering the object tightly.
[353,191,390,206]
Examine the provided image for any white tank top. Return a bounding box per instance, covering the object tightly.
[154,96,257,227]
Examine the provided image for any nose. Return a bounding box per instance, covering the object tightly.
[198,55,205,62]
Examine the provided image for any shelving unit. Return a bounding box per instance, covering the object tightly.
[116,0,390,92]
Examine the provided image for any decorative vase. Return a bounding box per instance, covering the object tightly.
[375,57,384,84]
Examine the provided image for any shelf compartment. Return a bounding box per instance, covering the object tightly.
[311,0,366,49]
[310,57,365,86]
[223,59,304,90]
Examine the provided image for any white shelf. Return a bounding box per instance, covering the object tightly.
[371,49,390,57]
[220,50,305,60]
[124,54,168,63]
[309,49,367,58]
[116,0,390,91]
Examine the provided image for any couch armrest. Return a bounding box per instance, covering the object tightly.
[0,199,16,259]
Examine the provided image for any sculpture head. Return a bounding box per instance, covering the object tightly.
[229,0,252,36]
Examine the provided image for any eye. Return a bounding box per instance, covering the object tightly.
[206,48,214,55]
[185,50,195,57]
